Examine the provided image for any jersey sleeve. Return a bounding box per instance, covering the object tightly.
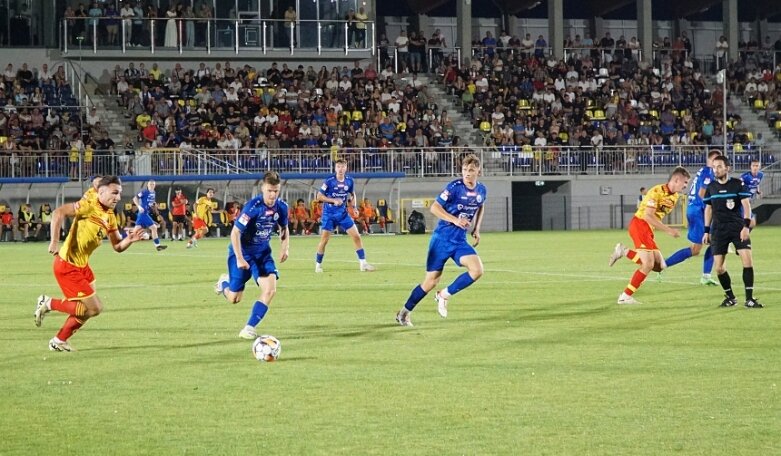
[234,204,254,233]
[318,179,329,196]
[436,181,458,206]
[278,201,289,227]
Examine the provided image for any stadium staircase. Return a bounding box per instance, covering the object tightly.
[403,74,478,147]
[731,94,781,162]
[90,92,131,145]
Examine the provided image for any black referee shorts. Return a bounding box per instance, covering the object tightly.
[711,228,751,256]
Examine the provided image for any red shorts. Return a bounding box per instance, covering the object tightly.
[193,217,207,230]
[53,255,95,301]
[628,216,658,251]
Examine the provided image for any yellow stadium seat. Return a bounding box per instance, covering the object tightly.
[517,99,531,110]
[775,120,781,131]
[585,109,594,119]
[649,110,659,119]
[746,132,754,142]
[479,121,491,132]
[124,203,133,211]
[725,120,734,130]
[733,143,744,152]
[678,109,689,118]
[592,109,606,120]
[0,136,6,144]
[158,202,167,210]
[0,205,5,212]
[559,132,569,142]
[753,99,765,110]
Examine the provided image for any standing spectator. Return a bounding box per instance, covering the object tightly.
[354,7,368,48]
[120,2,134,46]
[283,6,297,47]
[104,3,120,45]
[534,34,547,59]
[87,2,102,45]
[715,35,729,70]
[394,31,409,72]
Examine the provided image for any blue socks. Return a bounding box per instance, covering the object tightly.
[404,285,428,311]
[665,247,692,268]
[246,301,268,327]
[316,252,324,264]
[703,246,713,274]
[356,248,365,260]
[447,272,476,295]
[153,238,160,246]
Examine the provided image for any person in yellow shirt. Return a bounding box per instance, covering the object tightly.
[33,176,145,352]
[188,188,215,248]
[608,166,691,304]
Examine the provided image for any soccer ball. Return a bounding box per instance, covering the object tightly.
[252,335,281,362]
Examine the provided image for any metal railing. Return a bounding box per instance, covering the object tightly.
[0,145,774,180]
[62,17,375,56]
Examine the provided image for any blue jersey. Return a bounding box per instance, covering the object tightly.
[740,171,764,200]
[230,196,289,257]
[687,166,713,209]
[136,189,156,211]
[433,179,487,244]
[319,175,354,218]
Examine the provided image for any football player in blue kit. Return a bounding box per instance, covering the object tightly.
[214,171,291,339]
[740,159,764,229]
[396,154,487,327]
[661,150,720,284]
[314,158,375,272]
[132,180,167,251]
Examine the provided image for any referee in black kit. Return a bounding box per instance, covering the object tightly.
[702,155,763,309]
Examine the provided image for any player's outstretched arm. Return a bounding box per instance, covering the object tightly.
[47,201,77,255]
[109,228,144,252]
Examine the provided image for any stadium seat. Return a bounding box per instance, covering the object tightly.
[517,99,531,110]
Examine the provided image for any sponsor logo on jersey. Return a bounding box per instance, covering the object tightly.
[265,209,274,216]
[239,214,250,225]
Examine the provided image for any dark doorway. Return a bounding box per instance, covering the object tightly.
[512,181,567,231]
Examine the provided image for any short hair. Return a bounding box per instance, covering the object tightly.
[462,153,481,168]
[750,159,761,165]
[707,149,722,159]
[206,188,215,193]
[712,155,730,167]
[669,166,691,180]
[639,187,646,192]
[98,175,122,188]
[263,171,281,186]
[335,158,347,165]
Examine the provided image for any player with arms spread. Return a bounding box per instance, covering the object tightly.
[396,154,487,326]
[33,176,145,351]
[314,158,375,272]
[703,156,763,308]
[609,166,691,304]
[214,172,291,339]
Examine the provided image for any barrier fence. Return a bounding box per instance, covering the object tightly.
[0,145,774,181]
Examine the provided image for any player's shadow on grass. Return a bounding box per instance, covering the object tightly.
[78,338,245,353]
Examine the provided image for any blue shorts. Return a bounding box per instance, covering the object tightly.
[739,206,755,219]
[227,249,278,292]
[426,233,477,272]
[320,211,355,232]
[135,212,155,228]
[686,206,705,244]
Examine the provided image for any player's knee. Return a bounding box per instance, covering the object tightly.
[85,301,103,317]
[690,244,702,255]
[469,265,484,280]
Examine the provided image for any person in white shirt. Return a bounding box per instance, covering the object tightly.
[85,107,101,126]
[121,4,134,45]
[387,96,400,113]
[338,76,352,91]
[715,35,729,69]
[395,31,410,71]
[46,109,60,127]
[225,86,239,102]
[253,114,266,127]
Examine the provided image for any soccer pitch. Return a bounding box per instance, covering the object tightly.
[2,229,779,455]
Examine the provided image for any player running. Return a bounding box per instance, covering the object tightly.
[132,180,167,251]
[188,188,215,248]
[740,159,764,229]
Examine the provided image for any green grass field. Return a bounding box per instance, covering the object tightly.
[1,229,780,455]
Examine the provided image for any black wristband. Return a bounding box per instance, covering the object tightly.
[744,218,751,228]
[704,226,710,234]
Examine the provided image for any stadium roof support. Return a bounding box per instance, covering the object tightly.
[638,0,653,64]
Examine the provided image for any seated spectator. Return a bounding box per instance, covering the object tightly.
[358,198,377,234]
[39,203,53,240]
[1,206,15,241]
[291,198,313,235]
[17,203,41,241]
